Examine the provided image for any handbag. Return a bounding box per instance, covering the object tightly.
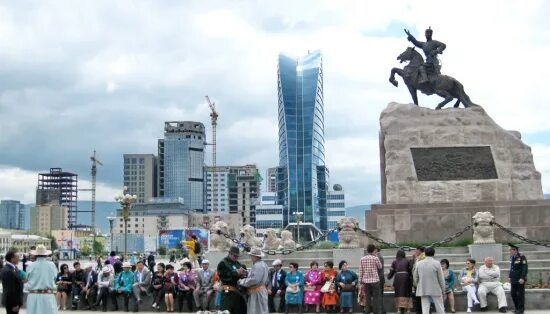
[304,285,316,292]
[287,284,299,294]
[320,281,331,293]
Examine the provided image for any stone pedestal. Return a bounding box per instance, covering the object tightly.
[332,248,364,269]
[204,251,227,267]
[468,243,503,263]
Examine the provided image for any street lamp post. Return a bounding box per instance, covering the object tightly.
[115,187,137,261]
[107,215,115,253]
[293,211,303,244]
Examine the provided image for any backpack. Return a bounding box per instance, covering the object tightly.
[194,240,201,254]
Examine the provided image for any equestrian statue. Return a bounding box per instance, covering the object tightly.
[389,27,478,109]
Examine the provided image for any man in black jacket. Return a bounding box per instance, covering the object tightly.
[70,261,86,310]
[268,259,287,313]
[0,250,24,314]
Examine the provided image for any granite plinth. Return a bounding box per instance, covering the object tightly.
[380,103,543,204]
[469,243,503,262]
[365,200,550,244]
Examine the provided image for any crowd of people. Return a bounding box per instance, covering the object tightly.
[0,242,529,314]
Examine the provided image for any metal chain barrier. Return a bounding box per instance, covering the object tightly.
[492,221,550,248]
[356,225,472,251]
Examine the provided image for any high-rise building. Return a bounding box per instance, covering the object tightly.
[266,167,278,193]
[327,186,346,230]
[204,165,260,226]
[0,200,25,230]
[37,168,78,229]
[123,154,157,203]
[158,121,205,211]
[30,204,68,235]
[277,50,329,230]
[255,192,284,237]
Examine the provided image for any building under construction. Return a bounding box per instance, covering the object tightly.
[37,168,80,230]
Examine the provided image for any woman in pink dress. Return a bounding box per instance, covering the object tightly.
[304,261,324,313]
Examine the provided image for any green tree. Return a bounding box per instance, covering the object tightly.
[93,240,104,255]
[158,246,167,255]
[48,235,58,250]
[80,244,91,256]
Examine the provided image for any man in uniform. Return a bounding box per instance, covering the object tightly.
[508,243,528,314]
[217,246,247,314]
[239,247,269,314]
[404,27,446,84]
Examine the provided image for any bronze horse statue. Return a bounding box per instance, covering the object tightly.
[389,47,478,109]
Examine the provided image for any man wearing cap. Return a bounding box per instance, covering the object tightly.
[25,245,58,314]
[268,259,286,313]
[194,259,215,310]
[509,244,528,314]
[110,262,135,311]
[239,247,269,314]
[132,260,152,312]
[217,246,248,314]
[95,266,114,312]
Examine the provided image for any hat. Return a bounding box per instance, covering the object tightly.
[201,259,210,264]
[180,257,191,265]
[30,245,52,256]
[247,247,265,258]
[101,266,111,273]
[229,246,240,256]
[122,262,131,268]
[84,263,93,269]
[508,243,519,250]
[272,259,282,266]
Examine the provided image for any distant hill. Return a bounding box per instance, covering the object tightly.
[345,205,371,229]
[24,201,119,233]
[545,194,550,199]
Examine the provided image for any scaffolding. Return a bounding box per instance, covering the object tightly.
[37,168,80,230]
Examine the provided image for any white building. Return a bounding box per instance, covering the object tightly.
[113,198,190,236]
[255,192,284,237]
[123,154,157,204]
[326,187,346,230]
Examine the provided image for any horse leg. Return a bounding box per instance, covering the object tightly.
[435,90,454,110]
[407,85,419,105]
[453,99,461,108]
[389,68,404,87]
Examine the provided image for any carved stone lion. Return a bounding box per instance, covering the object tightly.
[263,228,281,250]
[280,230,296,249]
[239,225,263,248]
[472,211,496,244]
[209,221,233,251]
[337,217,360,248]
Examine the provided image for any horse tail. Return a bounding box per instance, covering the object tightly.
[454,79,478,107]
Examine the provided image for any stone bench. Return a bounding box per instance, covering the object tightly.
[2,289,549,311]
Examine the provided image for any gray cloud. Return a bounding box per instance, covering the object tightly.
[1,0,550,208]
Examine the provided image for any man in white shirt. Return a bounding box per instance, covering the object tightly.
[478,257,507,313]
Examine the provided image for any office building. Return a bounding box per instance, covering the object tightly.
[158,121,205,211]
[205,165,260,226]
[326,186,346,230]
[255,192,284,237]
[0,200,25,230]
[266,167,278,193]
[123,154,158,203]
[37,168,79,229]
[114,198,190,236]
[30,204,68,235]
[277,50,330,230]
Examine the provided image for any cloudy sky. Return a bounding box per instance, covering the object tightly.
[1,0,550,208]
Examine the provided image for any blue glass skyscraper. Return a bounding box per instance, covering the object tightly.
[277,50,329,231]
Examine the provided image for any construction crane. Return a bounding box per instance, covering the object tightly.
[90,150,103,236]
[205,96,218,211]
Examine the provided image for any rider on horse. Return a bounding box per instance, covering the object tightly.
[404,27,446,84]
